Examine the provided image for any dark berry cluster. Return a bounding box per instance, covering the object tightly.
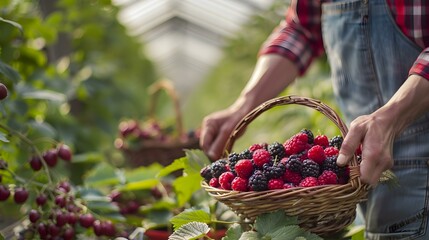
[201,129,350,191]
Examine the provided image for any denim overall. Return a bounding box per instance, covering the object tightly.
[321,0,429,239]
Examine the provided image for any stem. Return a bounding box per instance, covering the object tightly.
[0,123,53,184]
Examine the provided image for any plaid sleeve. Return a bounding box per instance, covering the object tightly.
[409,48,429,81]
[258,0,325,76]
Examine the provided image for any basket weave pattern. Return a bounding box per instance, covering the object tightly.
[201,95,368,235]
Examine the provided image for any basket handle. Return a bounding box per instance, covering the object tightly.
[223,95,362,185]
[148,80,183,138]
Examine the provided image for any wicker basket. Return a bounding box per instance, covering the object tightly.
[201,95,369,236]
[121,80,200,167]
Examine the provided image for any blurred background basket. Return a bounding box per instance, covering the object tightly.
[201,95,369,236]
[119,80,200,167]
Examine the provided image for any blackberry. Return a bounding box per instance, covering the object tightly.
[285,155,303,173]
[200,166,213,182]
[210,159,228,178]
[302,159,320,178]
[239,149,253,160]
[262,162,286,180]
[268,142,286,160]
[248,170,268,191]
[227,152,241,172]
[300,128,314,144]
[322,156,345,176]
[329,135,343,149]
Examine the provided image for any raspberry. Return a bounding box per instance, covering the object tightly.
[300,128,314,144]
[307,145,326,164]
[209,178,219,188]
[262,162,286,180]
[299,177,319,187]
[200,166,213,182]
[284,133,308,156]
[283,169,302,185]
[267,142,286,160]
[210,159,228,178]
[231,177,248,191]
[324,146,339,157]
[285,155,302,172]
[218,172,235,190]
[314,135,329,147]
[234,159,254,178]
[318,170,338,185]
[248,170,268,191]
[252,149,271,168]
[329,135,343,149]
[249,143,268,152]
[302,159,320,178]
[268,178,284,190]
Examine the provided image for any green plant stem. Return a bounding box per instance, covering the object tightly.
[0,123,53,184]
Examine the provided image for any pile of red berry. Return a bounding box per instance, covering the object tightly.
[114,119,199,150]
[201,129,351,192]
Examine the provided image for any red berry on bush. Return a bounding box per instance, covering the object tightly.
[55,210,68,227]
[36,194,47,206]
[79,213,95,228]
[58,144,72,161]
[29,209,41,223]
[37,223,48,238]
[14,187,29,204]
[63,227,75,240]
[0,83,8,100]
[48,223,61,236]
[29,156,43,171]
[55,195,67,208]
[43,149,58,167]
[0,185,10,201]
[58,181,71,193]
[102,220,116,237]
[93,220,103,236]
[67,212,78,225]
[126,200,140,214]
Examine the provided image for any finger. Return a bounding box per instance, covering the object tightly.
[207,124,232,160]
[337,122,365,166]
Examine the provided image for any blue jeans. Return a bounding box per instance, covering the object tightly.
[321,0,429,239]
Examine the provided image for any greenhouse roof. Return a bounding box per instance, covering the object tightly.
[112,0,275,98]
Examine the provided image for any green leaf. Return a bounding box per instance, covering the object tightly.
[0,132,9,143]
[71,152,104,163]
[157,157,185,177]
[223,223,243,240]
[22,90,67,102]
[0,233,4,240]
[168,222,210,240]
[170,209,211,230]
[84,162,120,187]
[173,172,202,206]
[255,210,298,235]
[239,231,261,240]
[183,149,211,175]
[0,59,20,82]
[119,178,159,191]
[125,163,163,182]
[0,17,23,33]
[268,226,303,240]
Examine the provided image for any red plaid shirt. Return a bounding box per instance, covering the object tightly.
[259,0,429,81]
